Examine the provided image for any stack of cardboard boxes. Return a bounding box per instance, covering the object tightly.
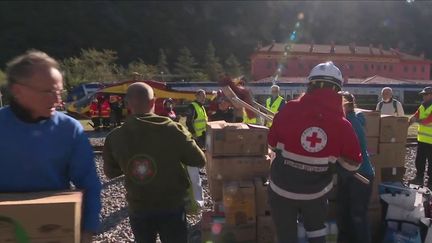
[202,121,275,243]
[357,109,409,240]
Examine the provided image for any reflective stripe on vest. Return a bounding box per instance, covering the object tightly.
[418,104,432,144]
[243,110,257,124]
[191,101,208,137]
[269,180,333,200]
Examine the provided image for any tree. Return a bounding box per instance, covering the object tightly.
[204,42,224,81]
[174,47,198,80]
[126,59,159,80]
[225,54,243,77]
[157,49,170,75]
[62,48,122,88]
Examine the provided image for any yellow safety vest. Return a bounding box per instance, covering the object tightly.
[243,110,257,124]
[418,104,432,144]
[191,101,208,137]
[266,96,284,127]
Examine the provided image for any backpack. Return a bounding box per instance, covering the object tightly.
[378,99,398,114]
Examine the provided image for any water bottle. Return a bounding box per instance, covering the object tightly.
[326,221,338,243]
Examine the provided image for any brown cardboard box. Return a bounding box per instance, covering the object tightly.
[223,181,256,226]
[257,216,276,243]
[206,121,268,157]
[254,178,271,217]
[374,143,406,167]
[355,109,380,137]
[379,115,409,143]
[366,137,379,156]
[206,155,271,181]
[0,191,82,243]
[208,177,224,201]
[201,211,256,243]
[379,166,406,182]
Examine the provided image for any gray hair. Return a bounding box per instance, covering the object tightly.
[6,50,60,86]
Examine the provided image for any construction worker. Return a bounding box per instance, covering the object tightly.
[109,94,122,127]
[103,83,205,243]
[337,91,375,243]
[100,96,111,129]
[409,86,432,186]
[376,87,405,116]
[0,50,101,242]
[266,84,286,127]
[186,89,208,148]
[268,61,362,243]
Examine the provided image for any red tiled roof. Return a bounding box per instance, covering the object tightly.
[256,43,427,61]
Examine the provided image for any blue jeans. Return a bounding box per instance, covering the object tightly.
[129,207,187,243]
[336,173,374,243]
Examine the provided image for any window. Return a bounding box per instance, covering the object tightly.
[349,64,354,70]
[413,66,417,72]
[383,65,387,70]
[377,65,381,71]
[364,64,369,71]
[421,66,425,73]
[389,65,393,72]
[371,64,375,70]
[404,66,408,72]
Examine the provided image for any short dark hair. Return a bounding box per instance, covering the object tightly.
[6,50,60,86]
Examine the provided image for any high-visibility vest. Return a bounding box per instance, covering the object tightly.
[266,96,284,127]
[191,101,208,137]
[266,96,284,113]
[418,104,432,144]
[243,110,257,124]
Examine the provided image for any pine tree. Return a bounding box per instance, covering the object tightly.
[225,54,243,77]
[174,47,198,80]
[204,42,224,81]
[157,48,170,75]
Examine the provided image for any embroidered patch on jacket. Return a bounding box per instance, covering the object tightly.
[127,154,157,184]
[300,127,328,153]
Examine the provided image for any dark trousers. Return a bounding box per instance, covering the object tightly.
[268,188,328,243]
[336,173,374,243]
[415,141,432,182]
[129,207,187,243]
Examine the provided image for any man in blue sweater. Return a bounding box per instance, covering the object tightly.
[0,50,102,242]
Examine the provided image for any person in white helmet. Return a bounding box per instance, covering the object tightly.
[268,61,362,243]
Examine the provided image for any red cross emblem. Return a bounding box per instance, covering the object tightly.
[301,127,327,153]
[306,132,322,147]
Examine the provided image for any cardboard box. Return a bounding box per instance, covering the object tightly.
[223,181,256,226]
[254,178,271,217]
[208,177,224,201]
[374,143,406,167]
[355,109,380,137]
[379,166,406,182]
[206,154,271,181]
[379,115,409,143]
[0,191,82,243]
[257,216,276,243]
[201,211,256,243]
[366,137,379,156]
[206,121,269,157]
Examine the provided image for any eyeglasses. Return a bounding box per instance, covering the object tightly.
[16,82,67,97]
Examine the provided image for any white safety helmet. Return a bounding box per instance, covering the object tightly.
[308,61,343,89]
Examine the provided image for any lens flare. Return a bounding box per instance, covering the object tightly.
[211,223,223,235]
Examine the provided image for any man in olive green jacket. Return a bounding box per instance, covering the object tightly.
[103,82,206,243]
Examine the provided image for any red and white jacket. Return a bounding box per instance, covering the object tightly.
[268,89,362,200]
